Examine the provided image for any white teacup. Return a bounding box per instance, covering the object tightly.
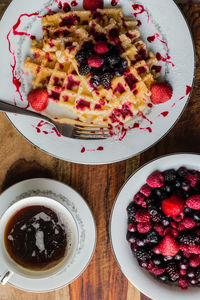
[0,196,78,285]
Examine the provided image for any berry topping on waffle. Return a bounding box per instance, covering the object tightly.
[25,8,161,128]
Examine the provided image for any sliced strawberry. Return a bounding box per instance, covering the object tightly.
[150,82,173,104]
[27,89,48,112]
[83,0,103,10]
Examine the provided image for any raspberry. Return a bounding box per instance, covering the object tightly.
[180,269,186,276]
[94,41,108,54]
[78,63,91,76]
[146,260,153,270]
[137,222,152,234]
[146,171,164,188]
[154,224,165,236]
[189,255,200,267]
[157,235,179,256]
[134,193,145,205]
[184,173,198,187]
[186,194,200,210]
[27,89,48,111]
[150,82,173,104]
[178,277,188,289]
[179,244,188,252]
[140,184,151,197]
[127,202,138,223]
[162,195,185,217]
[181,217,196,229]
[188,245,200,254]
[88,54,103,68]
[152,265,165,275]
[135,209,150,223]
[128,223,137,232]
[164,227,178,238]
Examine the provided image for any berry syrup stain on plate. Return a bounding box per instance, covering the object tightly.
[81,146,104,153]
[7,13,38,103]
[33,120,61,137]
[147,33,175,67]
[131,3,150,23]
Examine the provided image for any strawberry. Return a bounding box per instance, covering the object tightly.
[162,195,185,217]
[135,208,150,223]
[88,54,103,68]
[83,0,103,10]
[94,41,108,54]
[186,194,200,210]
[146,171,164,188]
[157,235,179,256]
[27,89,48,111]
[150,82,173,104]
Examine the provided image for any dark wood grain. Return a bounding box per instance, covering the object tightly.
[0,2,199,300]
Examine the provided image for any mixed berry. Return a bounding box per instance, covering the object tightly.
[75,40,128,89]
[127,167,200,289]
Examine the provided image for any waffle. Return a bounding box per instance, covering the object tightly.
[25,8,159,126]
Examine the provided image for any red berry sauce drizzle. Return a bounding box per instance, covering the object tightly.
[7,13,38,103]
[147,33,175,67]
[131,2,150,24]
[33,121,61,137]
[81,146,104,153]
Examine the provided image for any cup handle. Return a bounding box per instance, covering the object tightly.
[0,270,14,285]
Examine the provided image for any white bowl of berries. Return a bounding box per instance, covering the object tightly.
[110,153,200,300]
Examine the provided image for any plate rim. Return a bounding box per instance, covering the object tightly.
[0,0,196,164]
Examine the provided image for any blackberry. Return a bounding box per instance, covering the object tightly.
[194,212,200,222]
[75,49,87,63]
[152,254,163,266]
[114,67,124,77]
[162,169,177,182]
[83,41,94,51]
[90,78,100,88]
[177,231,200,245]
[195,267,200,280]
[78,63,91,76]
[136,247,151,262]
[105,52,120,66]
[157,273,169,282]
[177,167,188,177]
[127,202,138,223]
[90,68,101,80]
[101,72,112,88]
[151,213,162,223]
[146,231,159,244]
[166,262,179,281]
[147,205,159,216]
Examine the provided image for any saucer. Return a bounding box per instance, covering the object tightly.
[0,178,96,292]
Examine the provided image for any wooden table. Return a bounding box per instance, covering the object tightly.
[0,1,199,299]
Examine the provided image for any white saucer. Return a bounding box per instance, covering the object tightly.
[0,178,96,292]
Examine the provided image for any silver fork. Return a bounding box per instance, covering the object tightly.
[0,100,110,140]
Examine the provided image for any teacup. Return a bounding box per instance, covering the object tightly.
[0,196,78,285]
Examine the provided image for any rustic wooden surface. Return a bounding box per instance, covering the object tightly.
[0,1,199,300]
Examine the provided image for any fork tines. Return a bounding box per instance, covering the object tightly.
[73,125,110,140]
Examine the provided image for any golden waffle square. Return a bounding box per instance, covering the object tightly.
[25,8,160,126]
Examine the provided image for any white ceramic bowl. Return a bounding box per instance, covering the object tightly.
[110,153,200,300]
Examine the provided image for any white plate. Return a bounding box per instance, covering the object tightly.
[110,154,200,300]
[0,0,195,164]
[0,178,96,292]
